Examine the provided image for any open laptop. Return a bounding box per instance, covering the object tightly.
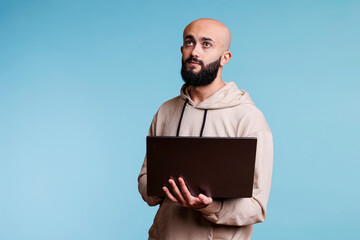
[146,136,257,198]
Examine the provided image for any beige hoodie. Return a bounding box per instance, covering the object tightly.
[138,82,273,240]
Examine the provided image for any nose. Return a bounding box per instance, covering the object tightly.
[190,43,201,58]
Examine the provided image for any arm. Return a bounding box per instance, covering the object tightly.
[138,112,164,206]
[138,155,164,206]
[196,131,273,226]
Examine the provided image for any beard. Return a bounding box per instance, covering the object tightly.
[181,56,221,87]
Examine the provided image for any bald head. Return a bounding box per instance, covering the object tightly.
[183,18,231,52]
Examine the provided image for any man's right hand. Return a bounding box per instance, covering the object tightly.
[162,177,213,209]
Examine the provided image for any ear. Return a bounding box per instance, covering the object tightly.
[181,46,183,54]
[220,51,232,67]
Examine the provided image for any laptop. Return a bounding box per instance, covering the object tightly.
[147,136,257,198]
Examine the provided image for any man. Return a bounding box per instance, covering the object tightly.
[138,18,273,240]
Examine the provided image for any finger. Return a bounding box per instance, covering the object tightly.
[162,186,179,203]
[169,179,186,204]
[198,194,213,205]
[178,177,194,202]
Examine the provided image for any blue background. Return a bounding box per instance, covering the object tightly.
[1,0,359,239]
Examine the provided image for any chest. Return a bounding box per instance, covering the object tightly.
[157,106,248,137]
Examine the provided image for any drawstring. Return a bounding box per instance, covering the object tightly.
[176,99,188,137]
[176,98,208,137]
[200,109,208,137]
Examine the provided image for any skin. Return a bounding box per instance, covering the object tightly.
[162,18,232,209]
[162,178,212,209]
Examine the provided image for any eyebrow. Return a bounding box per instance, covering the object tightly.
[184,35,195,40]
[184,35,215,43]
[201,37,214,42]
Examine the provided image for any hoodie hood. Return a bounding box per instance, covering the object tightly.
[180,82,254,110]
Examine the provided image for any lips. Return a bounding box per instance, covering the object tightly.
[188,61,200,65]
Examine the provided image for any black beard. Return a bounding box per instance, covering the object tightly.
[181,56,221,87]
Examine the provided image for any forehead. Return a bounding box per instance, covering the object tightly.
[183,21,223,43]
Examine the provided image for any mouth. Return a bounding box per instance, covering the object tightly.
[188,61,200,66]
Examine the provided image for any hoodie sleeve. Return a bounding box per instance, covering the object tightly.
[138,112,164,206]
[196,130,273,226]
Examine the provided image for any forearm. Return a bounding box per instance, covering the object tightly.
[198,131,273,226]
[138,156,164,206]
[197,196,265,226]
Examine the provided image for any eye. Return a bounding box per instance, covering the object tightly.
[203,42,211,48]
[185,40,193,46]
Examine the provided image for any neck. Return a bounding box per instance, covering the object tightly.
[189,74,225,105]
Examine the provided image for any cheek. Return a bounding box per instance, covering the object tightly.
[182,53,193,62]
[204,57,218,65]
[182,49,191,57]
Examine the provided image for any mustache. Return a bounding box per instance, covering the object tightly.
[185,56,204,65]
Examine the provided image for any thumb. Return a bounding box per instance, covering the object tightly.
[198,194,213,205]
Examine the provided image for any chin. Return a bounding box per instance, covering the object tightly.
[189,67,201,73]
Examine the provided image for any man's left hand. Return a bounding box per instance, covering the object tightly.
[162,177,212,209]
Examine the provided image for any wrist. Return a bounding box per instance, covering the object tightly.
[195,200,222,215]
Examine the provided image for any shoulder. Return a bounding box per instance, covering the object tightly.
[151,96,183,124]
[157,96,183,115]
[148,96,183,135]
[159,96,182,109]
[233,103,271,134]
